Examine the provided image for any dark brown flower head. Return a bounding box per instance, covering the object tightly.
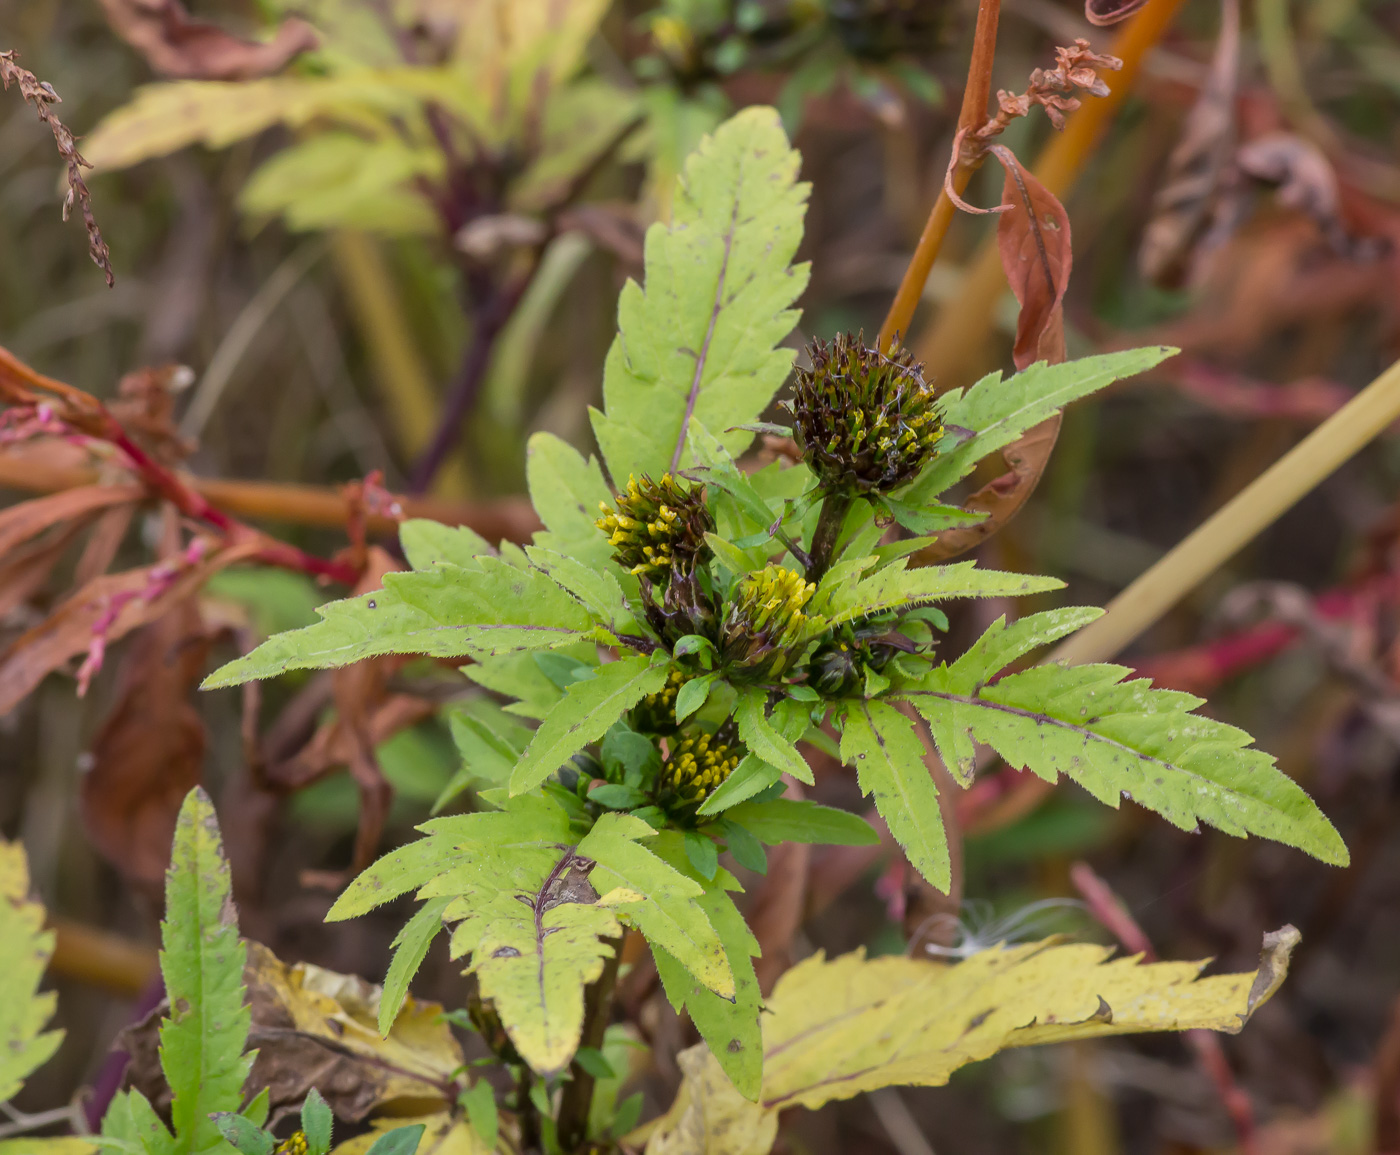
[596,472,713,583]
[786,333,944,496]
[661,726,744,805]
[720,564,816,682]
[806,616,916,697]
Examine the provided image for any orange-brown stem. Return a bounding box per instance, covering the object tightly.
[877,0,1004,353]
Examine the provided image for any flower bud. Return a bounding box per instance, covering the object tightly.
[596,473,713,583]
[661,727,744,805]
[720,564,816,681]
[632,669,688,735]
[786,333,944,496]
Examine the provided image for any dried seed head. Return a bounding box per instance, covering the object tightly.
[596,472,714,584]
[805,617,913,697]
[786,332,944,496]
[720,564,816,681]
[661,727,744,805]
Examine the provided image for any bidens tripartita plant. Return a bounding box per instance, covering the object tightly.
[203,107,1345,1152]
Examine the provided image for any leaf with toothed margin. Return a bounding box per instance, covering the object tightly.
[900,608,1349,867]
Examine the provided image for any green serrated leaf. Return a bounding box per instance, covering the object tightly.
[675,674,718,723]
[510,657,668,794]
[578,814,734,1000]
[100,1088,173,1155]
[725,799,879,846]
[300,1090,332,1155]
[160,788,253,1154]
[906,649,1349,867]
[719,820,767,874]
[399,519,492,571]
[901,348,1175,504]
[649,836,763,1100]
[815,559,1063,624]
[839,702,950,892]
[527,432,616,570]
[378,897,449,1036]
[734,689,812,784]
[590,106,810,484]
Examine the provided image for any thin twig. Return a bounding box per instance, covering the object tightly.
[1071,862,1258,1154]
[0,51,113,286]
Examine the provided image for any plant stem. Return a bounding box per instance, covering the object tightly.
[408,275,531,494]
[1051,355,1400,666]
[806,493,853,582]
[516,1066,541,1154]
[555,935,624,1153]
[915,0,1188,381]
[876,0,1004,354]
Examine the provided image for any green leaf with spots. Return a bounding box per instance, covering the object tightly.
[839,701,950,893]
[590,106,809,484]
[510,657,669,794]
[0,840,62,1103]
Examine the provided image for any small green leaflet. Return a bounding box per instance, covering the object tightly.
[525,432,616,571]
[590,106,810,484]
[839,702,951,893]
[815,559,1063,624]
[398,518,492,571]
[903,609,1349,867]
[648,834,764,1100]
[724,799,879,846]
[578,814,734,1000]
[510,656,668,793]
[378,897,450,1035]
[734,690,812,784]
[899,348,1175,504]
[102,789,252,1155]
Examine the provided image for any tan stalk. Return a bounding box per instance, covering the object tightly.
[1051,356,1400,666]
[915,0,1189,381]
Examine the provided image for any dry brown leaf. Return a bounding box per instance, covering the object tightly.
[0,484,139,559]
[913,414,1062,564]
[118,941,465,1125]
[1138,0,1241,286]
[73,501,137,587]
[0,537,257,715]
[80,598,212,887]
[243,942,463,1121]
[95,0,318,80]
[992,147,1072,370]
[0,516,100,619]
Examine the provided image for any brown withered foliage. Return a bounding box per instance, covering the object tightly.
[96,0,318,80]
[81,596,217,889]
[0,50,114,286]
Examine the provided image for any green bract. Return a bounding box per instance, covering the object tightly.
[204,105,1347,1101]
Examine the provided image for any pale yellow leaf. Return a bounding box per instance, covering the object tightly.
[0,839,62,1103]
[82,74,432,173]
[328,1111,494,1155]
[642,929,1299,1153]
[0,1140,98,1155]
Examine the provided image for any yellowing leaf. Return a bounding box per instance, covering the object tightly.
[328,1111,494,1155]
[0,840,61,1102]
[643,929,1299,1152]
[642,1047,775,1155]
[82,75,429,173]
[0,1141,99,1155]
[245,942,464,1117]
